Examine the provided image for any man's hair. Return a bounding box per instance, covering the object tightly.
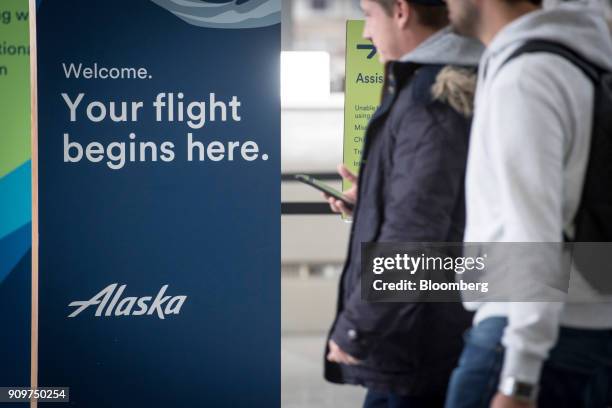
[372,0,449,30]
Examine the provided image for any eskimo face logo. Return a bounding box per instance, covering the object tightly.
[151,0,280,29]
[68,284,187,319]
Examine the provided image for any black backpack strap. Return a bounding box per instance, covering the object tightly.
[503,40,600,83]
[504,40,603,245]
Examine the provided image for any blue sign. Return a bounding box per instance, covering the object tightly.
[35,1,280,406]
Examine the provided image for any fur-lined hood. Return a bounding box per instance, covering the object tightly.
[398,26,482,117]
[431,66,477,117]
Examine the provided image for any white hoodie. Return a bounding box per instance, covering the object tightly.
[464,3,612,384]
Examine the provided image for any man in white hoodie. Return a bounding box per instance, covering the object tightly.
[443,1,612,408]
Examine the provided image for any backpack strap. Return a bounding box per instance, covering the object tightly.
[504,40,602,244]
[503,40,600,83]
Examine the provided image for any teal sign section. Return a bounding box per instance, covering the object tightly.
[0,0,32,396]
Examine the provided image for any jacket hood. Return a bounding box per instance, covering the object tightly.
[400,26,484,67]
[485,2,612,72]
[431,66,477,117]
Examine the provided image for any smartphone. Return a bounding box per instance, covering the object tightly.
[294,174,355,210]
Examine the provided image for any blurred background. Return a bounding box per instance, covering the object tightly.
[281,1,365,407]
[280,1,612,407]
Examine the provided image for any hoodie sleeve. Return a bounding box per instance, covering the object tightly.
[487,53,593,384]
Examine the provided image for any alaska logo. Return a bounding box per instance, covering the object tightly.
[68,284,187,319]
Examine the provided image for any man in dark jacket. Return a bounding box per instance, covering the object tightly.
[323,0,483,406]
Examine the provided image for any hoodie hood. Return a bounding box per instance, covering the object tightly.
[400,26,484,67]
[485,2,612,74]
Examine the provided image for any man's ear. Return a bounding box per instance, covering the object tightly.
[394,0,412,29]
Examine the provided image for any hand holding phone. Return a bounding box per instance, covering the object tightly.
[295,164,358,217]
[328,164,358,217]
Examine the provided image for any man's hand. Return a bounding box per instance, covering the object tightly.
[326,340,361,365]
[325,164,357,217]
[491,393,535,408]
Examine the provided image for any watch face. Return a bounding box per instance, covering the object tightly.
[515,382,535,398]
[501,378,537,402]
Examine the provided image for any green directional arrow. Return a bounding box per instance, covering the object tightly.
[357,43,377,59]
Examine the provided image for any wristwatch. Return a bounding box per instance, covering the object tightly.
[499,377,538,403]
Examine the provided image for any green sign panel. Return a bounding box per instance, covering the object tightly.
[0,0,31,179]
[343,20,383,191]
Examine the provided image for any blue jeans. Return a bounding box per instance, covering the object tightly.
[364,389,446,408]
[445,317,612,408]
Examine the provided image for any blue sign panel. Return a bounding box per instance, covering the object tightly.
[35,1,280,406]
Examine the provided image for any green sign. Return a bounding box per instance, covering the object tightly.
[0,0,31,178]
[343,20,383,191]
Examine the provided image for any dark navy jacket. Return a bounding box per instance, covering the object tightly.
[324,61,474,396]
